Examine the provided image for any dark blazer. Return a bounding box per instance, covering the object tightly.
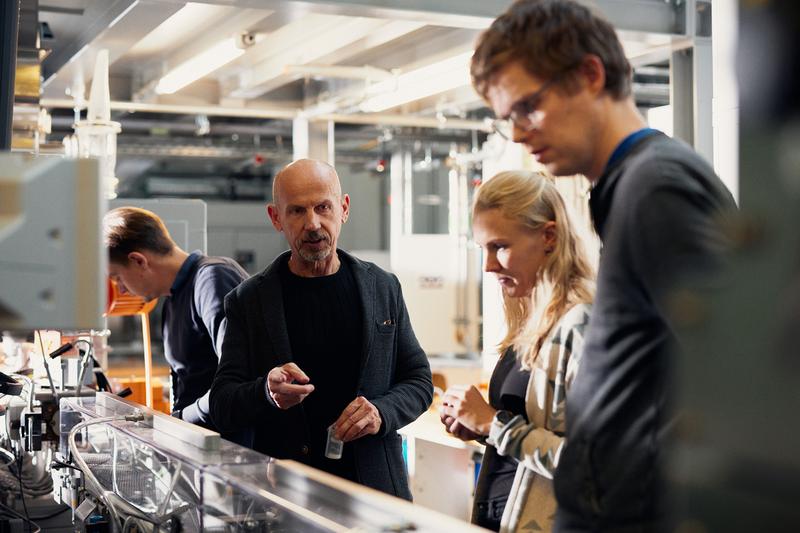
[209,250,433,500]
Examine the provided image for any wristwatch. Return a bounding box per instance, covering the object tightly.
[494,409,514,426]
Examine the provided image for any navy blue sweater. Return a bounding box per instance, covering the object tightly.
[162,252,248,427]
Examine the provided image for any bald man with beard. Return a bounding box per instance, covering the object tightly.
[209,159,433,499]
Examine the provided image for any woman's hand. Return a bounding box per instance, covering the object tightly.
[439,413,482,441]
[440,385,497,436]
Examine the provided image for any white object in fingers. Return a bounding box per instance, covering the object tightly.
[325,424,343,460]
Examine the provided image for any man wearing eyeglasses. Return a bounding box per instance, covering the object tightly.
[472,1,736,531]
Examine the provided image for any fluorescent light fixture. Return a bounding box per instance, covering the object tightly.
[360,51,473,113]
[155,38,244,95]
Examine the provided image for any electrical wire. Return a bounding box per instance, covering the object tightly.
[14,451,32,533]
[91,354,113,392]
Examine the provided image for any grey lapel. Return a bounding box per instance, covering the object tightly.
[258,253,293,365]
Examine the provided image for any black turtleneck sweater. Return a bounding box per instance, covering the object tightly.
[279,256,363,481]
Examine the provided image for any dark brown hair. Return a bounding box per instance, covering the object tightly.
[471,0,631,100]
[103,207,176,264]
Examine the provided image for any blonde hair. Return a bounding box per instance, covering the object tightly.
[473,170,594,368]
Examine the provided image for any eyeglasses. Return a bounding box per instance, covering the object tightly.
[491,77,559,140]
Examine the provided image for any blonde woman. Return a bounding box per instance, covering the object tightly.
[440,170,594,532]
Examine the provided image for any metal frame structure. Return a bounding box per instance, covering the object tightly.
[0,0,21,150]
[671,0,715,164]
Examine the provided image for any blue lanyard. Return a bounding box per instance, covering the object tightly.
[604,128,659,173]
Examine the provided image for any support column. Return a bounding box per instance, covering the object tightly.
[0,0,21,150]
[671,0,714,165]
[292,116,335,164]
[693,37,714,165]
[671,48,694,148]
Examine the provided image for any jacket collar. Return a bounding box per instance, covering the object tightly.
[170,250,203,296]
[590,131,664,238]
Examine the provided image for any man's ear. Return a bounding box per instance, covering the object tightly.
[127,251,149,269]
[579,54,606,95]
[267,204,282,232]
[341,194,350,223]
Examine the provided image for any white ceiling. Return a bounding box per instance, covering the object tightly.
[37,0,692,123]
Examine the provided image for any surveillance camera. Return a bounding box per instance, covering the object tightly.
[236,31,256,49]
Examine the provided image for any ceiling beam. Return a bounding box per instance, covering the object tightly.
[43,0,165,80]
[131,6,274,101]
[189,0,505,29]
[587,0,681,35]
[188,0,684,34]
[39,5,85,16]
[40,97,490,130]
[41,98,298,120]
[225,14,404,99]
[42,0,185,99]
